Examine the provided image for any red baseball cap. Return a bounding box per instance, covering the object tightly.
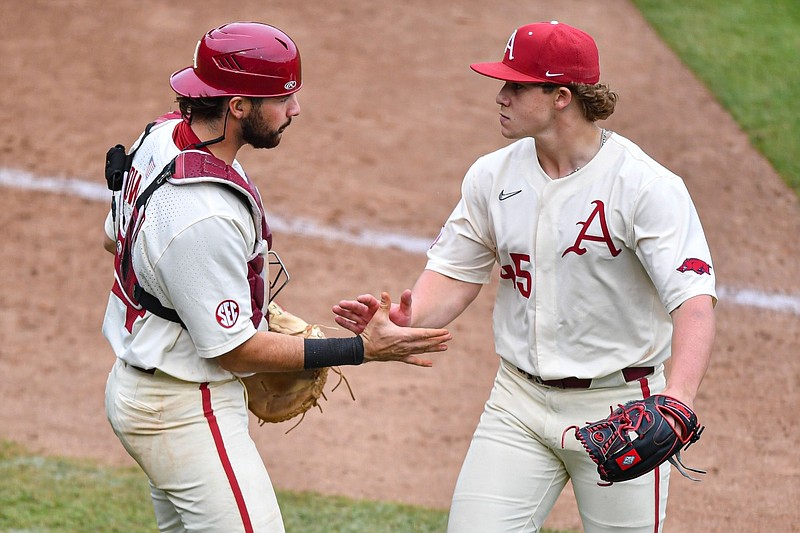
[471,21,600,85]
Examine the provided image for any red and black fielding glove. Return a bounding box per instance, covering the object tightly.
[566,394,706,485]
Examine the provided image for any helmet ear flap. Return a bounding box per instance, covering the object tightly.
[170,22,302,99]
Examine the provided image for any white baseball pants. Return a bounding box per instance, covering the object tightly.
[448,360,670,533]
[105,359,284,532]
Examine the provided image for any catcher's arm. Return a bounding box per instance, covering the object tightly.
[103,235,116,254]
[661,295,715,415]
[218,292,451,373]
[103,211,116,254]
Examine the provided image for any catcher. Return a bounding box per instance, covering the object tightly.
[102,21,451,533]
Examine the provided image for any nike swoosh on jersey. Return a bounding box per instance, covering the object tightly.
[498,189,522,201]
[545,70,564,77]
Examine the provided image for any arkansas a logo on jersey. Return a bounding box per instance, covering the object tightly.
[562,200,622,258]
[216,300,240,328]
[676,258,712,275]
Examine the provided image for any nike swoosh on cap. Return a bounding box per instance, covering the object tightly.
[545,71,564,77]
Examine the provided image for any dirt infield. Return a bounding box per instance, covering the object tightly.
[1,1,798,531]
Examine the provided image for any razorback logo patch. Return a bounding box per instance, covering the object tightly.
[216,300,240,328]
[676,258,712,275]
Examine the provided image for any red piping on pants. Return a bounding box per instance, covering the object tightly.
[638,377,660,533]
[200,383,254,533]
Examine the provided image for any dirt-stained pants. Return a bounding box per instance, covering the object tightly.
[106,359,284,533]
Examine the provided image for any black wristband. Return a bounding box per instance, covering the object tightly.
[303,336,365,369]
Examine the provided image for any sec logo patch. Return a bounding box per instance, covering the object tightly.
[216,300,240,328]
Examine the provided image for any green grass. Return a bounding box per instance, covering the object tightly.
[278,491,448,532]
[0,440,157,532]
[0,440,572,533]
[0,437,446,532]
[632,0,800,195]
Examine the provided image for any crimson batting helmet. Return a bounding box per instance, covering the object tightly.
[170,22,302,98]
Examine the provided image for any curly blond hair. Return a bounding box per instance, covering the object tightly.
[541,83,618,122]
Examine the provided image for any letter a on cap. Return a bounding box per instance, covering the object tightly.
[505,29,518,61]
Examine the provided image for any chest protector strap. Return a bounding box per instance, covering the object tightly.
[114,150,271,330]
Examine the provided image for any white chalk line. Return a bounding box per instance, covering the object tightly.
[2,167,798,316]
[0,168,433,254]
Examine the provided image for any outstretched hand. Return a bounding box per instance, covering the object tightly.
[333,289,414,333]
[358,292,449,367]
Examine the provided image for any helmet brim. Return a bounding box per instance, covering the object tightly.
[169,66,302,98]
[169,67,230,98]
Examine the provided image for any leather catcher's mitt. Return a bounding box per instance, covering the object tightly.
[242,302,353,430]
[566,395,705,485]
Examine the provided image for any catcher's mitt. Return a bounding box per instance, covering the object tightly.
[565,395,705,485]
[241,302,354,431]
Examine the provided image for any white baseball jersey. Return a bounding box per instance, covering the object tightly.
[103,117,267,382]
[426,132,717,379]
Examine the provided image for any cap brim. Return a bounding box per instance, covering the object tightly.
[169,67,229,98]
[470,61,550,84]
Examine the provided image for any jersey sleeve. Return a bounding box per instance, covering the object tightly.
[140,206,258,358]
[104,209,115,241]
[425,161,497,284]
[632,176,717,313]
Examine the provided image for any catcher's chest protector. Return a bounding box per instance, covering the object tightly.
[113,150,272,329]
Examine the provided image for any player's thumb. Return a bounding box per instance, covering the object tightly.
[400,289,413,310]
[379,291,392,312]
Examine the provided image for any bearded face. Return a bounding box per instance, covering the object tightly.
[240,100,292,149]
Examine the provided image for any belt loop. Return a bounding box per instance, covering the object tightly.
[125,362,158,375]
[622,367,654,382]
